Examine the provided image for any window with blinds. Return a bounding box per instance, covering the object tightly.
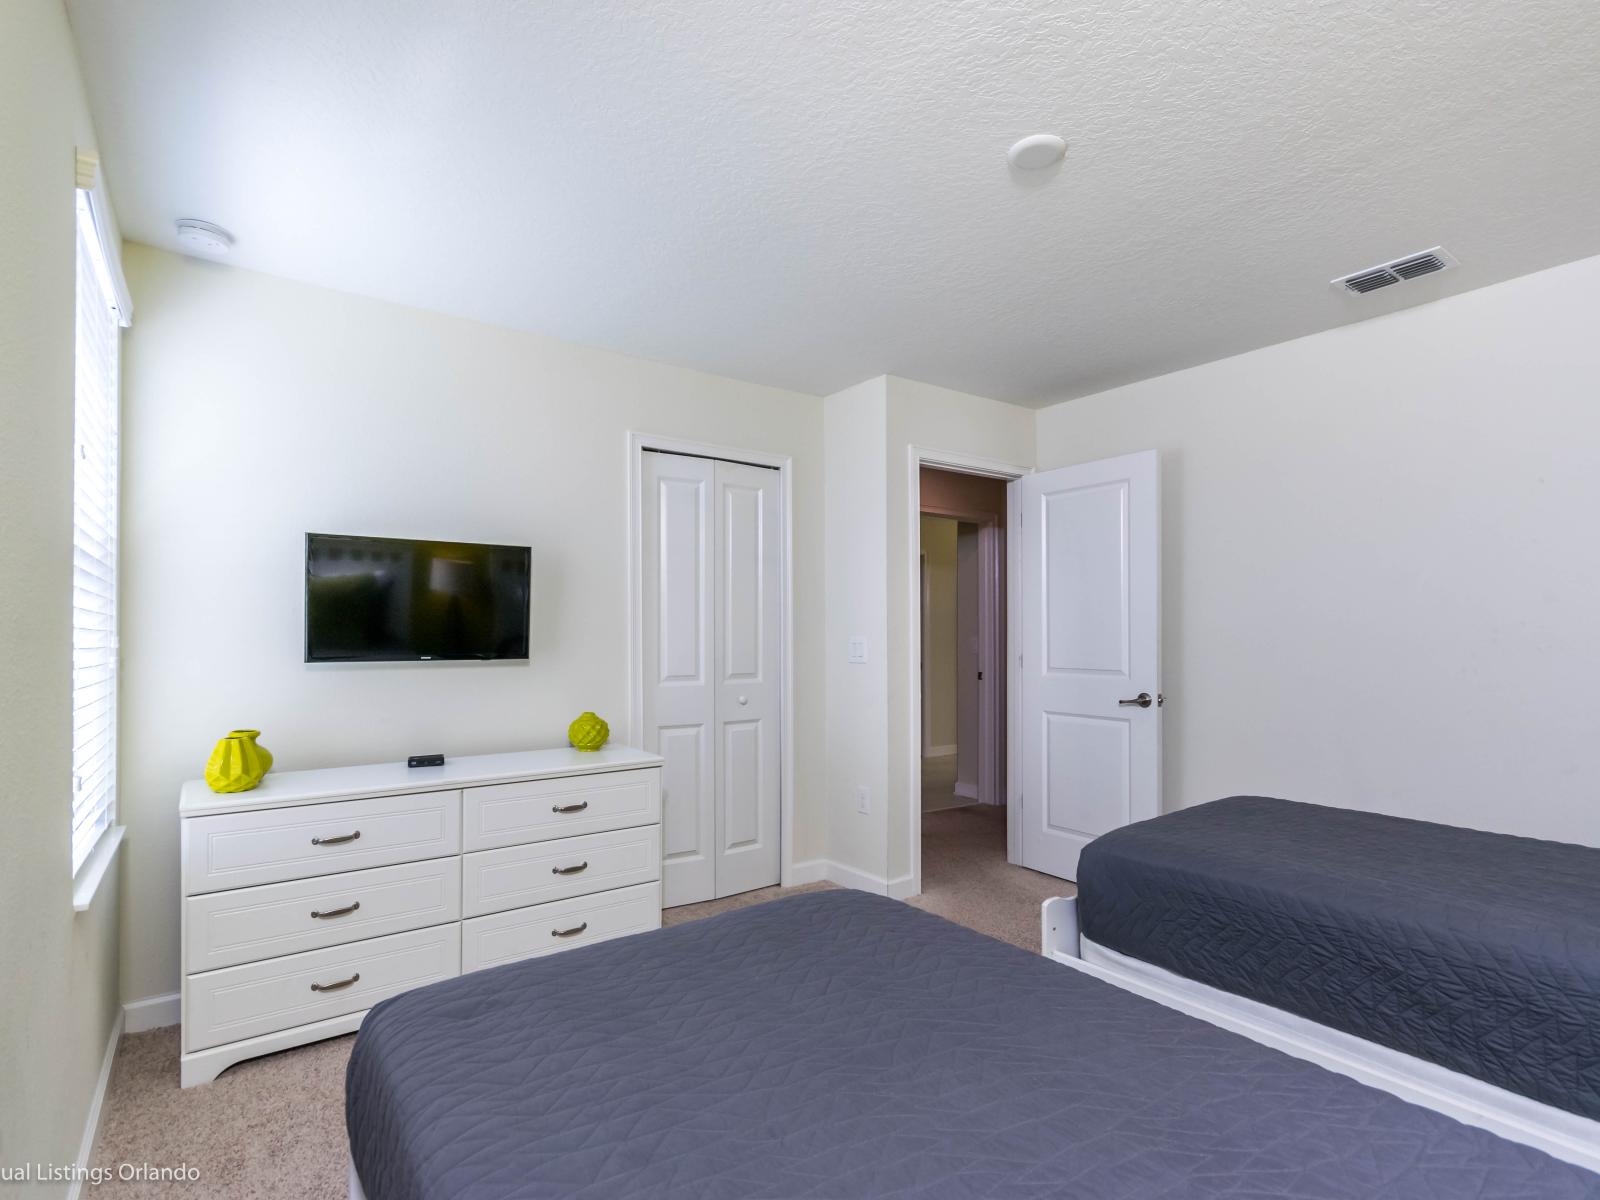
[72,189,122,874]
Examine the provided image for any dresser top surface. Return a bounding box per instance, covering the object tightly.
[180,745,662,816]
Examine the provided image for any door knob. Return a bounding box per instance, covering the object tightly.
[738,696,748,706]
[1118,692,1154,709]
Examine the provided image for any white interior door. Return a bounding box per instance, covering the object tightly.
[642,452,716,906]
[642,451,782,905]
[712,460,782,898]
[1018,450,1160,880]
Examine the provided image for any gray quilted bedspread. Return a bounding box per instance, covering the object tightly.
[1076,796,1600,1121]
[346,889,1599,1199]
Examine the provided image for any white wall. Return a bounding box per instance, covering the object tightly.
[822,378,891,878]
[117,246,827,1005]
[820,377,1036,887]
[886,378,1034,882]
[919,515,958,753]
[0,2,123,1191]
[1036,254,1600,847]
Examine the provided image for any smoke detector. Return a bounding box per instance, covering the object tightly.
[175,219,234,256]
[1331,247,1458,296]
[1007,134,1067,171]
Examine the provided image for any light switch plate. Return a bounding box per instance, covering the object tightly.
[847,636,867,664]
[854,785,870,814]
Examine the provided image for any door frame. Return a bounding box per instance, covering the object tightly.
[626,432,798,888]
[904,446,1032,898]
[919,552,935,756]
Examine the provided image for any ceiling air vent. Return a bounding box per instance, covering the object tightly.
[1331,247,1458,296]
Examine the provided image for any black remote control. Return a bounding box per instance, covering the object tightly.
[407,753,445,768]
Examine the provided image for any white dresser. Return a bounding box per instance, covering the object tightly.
[178,746,662,1087]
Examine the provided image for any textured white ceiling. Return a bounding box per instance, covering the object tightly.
[67,0,1600,405]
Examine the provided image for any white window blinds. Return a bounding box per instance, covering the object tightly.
[72,188,123,873]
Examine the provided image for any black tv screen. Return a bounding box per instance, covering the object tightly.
[305,534,530,662]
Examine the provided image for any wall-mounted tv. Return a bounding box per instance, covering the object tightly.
[305,533,531,663]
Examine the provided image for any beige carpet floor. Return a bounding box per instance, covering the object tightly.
[908,804,1073,953]
[90,813,1072,1197]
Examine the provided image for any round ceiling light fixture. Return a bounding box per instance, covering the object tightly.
[175,218,234,256]
[1007,133,1067,171]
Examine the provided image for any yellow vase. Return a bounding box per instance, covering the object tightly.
[205,729,273,793]
[567,712,609,752]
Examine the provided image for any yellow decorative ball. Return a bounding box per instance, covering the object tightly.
[567,711,610,752]
[205,729,274,793]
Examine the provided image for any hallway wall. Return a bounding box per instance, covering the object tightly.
[919,515,958,754]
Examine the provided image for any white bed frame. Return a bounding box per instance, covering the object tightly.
[1041,895,1600,1174]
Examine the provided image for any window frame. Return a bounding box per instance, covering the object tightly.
[70,152,131,904]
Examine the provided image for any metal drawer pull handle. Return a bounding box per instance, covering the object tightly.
[551,862,589,876]
[551,801,589,814]
[551,922,589,938]
[1117,693,1154,709]
[310,901,361,920]
[311,831,361,846]
[310,972,360,992]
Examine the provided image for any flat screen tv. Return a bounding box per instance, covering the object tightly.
[305,533,531,662]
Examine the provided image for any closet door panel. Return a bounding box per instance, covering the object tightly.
[642,452,718,907]
[713,460,782,898]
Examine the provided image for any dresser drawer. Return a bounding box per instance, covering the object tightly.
[184,857,461,973]
[463,768,659,852]
[460,882,661,972]
[462,825,660,918]
[183,790,461,894]
[184,924,460,1053]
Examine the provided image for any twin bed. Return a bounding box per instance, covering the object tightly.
[346,800,1600,1199]
[1071,796,1600,1123]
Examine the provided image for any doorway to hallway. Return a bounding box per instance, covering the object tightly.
[917,466,1008,880]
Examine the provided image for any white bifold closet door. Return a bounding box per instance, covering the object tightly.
[642,451,782,907]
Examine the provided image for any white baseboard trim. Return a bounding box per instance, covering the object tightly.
[822,860,889,894]
[821,862,919,900]
[953,781,980,800]
[924,745,957,759]
[66,1010,123,1200]
[785,858,829,886]
[123,992,181,1034]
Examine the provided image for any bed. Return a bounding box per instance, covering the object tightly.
[347,889,1599,1199]
[1072,797,1600,1126]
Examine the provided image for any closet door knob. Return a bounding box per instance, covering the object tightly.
[738,695,748,706]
